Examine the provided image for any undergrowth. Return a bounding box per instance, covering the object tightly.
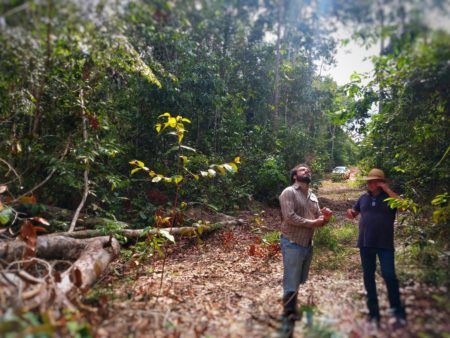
[313,222,359,271]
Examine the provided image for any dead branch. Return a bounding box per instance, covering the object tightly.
[52,218,244,239]
[0,236,119,314]
[0,157,22,186]
[12,136,71,204]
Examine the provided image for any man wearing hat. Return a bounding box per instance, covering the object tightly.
[346,168,406,327]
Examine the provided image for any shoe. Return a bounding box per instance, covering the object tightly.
[392,317,407,330]
[367,315,380,328]
[282,292,300,321]
[279,315,295,338]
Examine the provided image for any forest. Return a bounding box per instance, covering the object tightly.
[0,0,449,337]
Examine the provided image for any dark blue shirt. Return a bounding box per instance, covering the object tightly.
[354,191,397,250]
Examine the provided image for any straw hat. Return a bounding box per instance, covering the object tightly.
[364,168,386,181]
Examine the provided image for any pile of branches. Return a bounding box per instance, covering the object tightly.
[0,233,120,316]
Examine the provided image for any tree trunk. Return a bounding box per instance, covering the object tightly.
[69,88,90,232]
[273,0,284,130]
[50,218,244,239]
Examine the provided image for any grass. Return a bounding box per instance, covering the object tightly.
[313,223,359,271]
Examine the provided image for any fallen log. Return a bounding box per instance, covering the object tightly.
[0,236,119,313]
[51,218,244,239]
[0,236,88,262]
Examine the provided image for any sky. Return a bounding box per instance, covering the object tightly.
[323,5,450,86]
[323,38,378,86]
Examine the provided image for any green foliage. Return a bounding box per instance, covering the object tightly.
[398,242,449,285]
[431,193,449,225]
[0,310,91,338]
[302,322,340,338]
[314,223,358,252]
[313,223,359,271]
[254,156,288,203]
[353,31,450,202]
[262,231,281,244]
[314,226,339,252]
[0,0,365,221]
[385,197,418,214]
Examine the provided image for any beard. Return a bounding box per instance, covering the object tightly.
[296,175,311,184]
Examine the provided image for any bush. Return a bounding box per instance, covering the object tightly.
[253,156,288,204]
[314,226,339,252]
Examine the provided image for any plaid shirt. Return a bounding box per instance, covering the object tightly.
[279,182,322,247]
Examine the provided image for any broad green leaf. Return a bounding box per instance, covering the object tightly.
[159,229,175,243]
[0,207,13,225]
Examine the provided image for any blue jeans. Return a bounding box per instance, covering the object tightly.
[360,247,406,319]
[281,236,313,297]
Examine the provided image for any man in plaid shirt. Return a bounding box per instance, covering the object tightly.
[279,164,332,324]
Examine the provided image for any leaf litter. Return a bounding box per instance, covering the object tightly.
[85,180,450,338]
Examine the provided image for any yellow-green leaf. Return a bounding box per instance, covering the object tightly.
[179,155,189,165]
[174,175,183,184]
[216,165,226,175]
[131,168,142,175]
[178,132,184,144]
[229,162,238,172]
[158,112,171,118]
[234,156,240,164]
[148,170,157,177]
[168,117,177,127]
[129,160,145,167]
[159,229,175,243]
[182,118,191,123]
[223,163,235,173]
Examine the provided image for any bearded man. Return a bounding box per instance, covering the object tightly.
[279,164,332,323]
